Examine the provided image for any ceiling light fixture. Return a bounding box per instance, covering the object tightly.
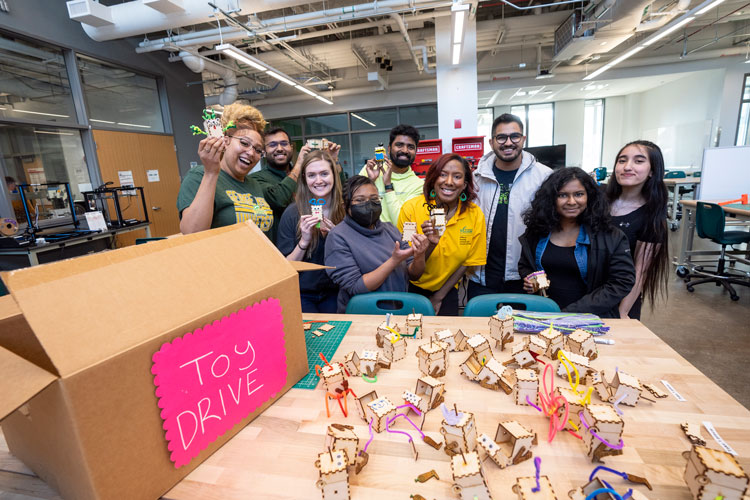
[117,122,151,128]
[696,0,726,16]
[351,113,377,127]
[90,118,115,124]
[217,43,333,105]
[14,109,70,118]
[451,1,470,66]
[642,16,695,46]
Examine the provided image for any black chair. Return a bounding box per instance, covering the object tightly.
[682,202,750,301]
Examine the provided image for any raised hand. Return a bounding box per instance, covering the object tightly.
[364,158,382,182]
[198,136,225,175]
[390,241,413,263]
[410,233,429,257]
[421,219,441,246]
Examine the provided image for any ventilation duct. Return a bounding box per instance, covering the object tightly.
[179,51,238,106]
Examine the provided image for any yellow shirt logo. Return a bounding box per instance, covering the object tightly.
[225,190,273,231]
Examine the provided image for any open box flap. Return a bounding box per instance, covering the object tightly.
[0,345,57,421]
[2,222,296,377]
[289,261,332,272]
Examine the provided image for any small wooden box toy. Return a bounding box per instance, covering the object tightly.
[402,221,417,242]
[417,340,449,378]
[325,425,359,467]
[441,407,478,455]
[413,375,445,412]
[461,354,513,393]
[376,322,400,348]
[360,349,380,377]
[467,333,493,360]
[514,368,539,406]
[435,328,459,351]
[555,386,584,431]
[581,404,624,461]
[381,333,407,362]
[495,420,536,465]
[527,270,551,296]
[315,449,350,500]
[319,362,347,393]
[587,370,613,402]
[513,475,557,499]
[365,396,397,433]
[556,349,592,380]
[405,312,423,338]
[539,326,564,357]
[510,342,536,369]
[353,390,378,422]
[527,334,549,359]
[683,445,749,500]
[489,314,514,351]
[567,477,616,500]
[566,329,598,360]
[431,207,446,235]
[451,452,492,500]
[476,432,506,467]
[343,351,361,377]
[609,370,642,406]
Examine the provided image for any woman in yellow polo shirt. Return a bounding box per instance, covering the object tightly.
[398,153,487,315]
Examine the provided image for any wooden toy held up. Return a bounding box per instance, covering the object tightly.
[310,198,326,228]
[402,221,417,242]
[308,138,330,150]
[683,444,749,500]
[189,109,235,137]
[527,270,550,297]
[431,207,446,236]
[452,451,493,500]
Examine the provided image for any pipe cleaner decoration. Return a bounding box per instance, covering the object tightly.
[189,109,235,138]
[512,311,610,335]
[526,363,582,442]
[531,457,542,492]
[579,411,625,450]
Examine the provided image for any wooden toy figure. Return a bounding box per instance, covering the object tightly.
[556,349,592,381]
[580,404,624,462]
[343,351,361,377]
[402,221,417,242]
[365,396,397,433]
[467,333,493,361]
[489,309,514,351]
[495,421,537,465]
[416,340,449,378]
[460,353,514,393]
[435,328,459,351]
[451,451,493,500]
[376,321,400,348]
[514,369,539,406]
[317,362,347,394]
[566,329,598,360]
[527,270,550,296]
[567,478,613,500]
[406,311,423,338]
[683,444,749,500]
[440,404,478,456]
[513,475,557,499]
[507,342,536,369]
[315,448,350,500]
[539,326,564,357]
[325,424,359,467]
[381,333,407,363]
[360,349,380,378]
[555,386,584,432]
[431,207,446,235]
[609,370,643,406]
[353,390,378,422]
[403,376,446,415]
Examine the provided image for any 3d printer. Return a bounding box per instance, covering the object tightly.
[82,183,149,229]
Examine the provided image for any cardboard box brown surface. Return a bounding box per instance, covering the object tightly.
[0,221,309,500]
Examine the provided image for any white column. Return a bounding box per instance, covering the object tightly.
[434,12,478,147]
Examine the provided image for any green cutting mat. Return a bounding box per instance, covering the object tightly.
[293,320,352,390]
[725,203,750,210]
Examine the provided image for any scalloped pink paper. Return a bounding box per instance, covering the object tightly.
[152,298,287,468]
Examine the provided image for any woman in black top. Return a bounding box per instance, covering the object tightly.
[607,141,669,319]
[277,150,346,313]
[518,167,635,317]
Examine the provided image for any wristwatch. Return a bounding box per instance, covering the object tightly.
[384,183,394,192]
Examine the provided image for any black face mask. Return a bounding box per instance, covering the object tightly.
[350,200,382,227]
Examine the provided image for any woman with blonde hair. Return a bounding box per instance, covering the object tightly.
[177,103,298,240]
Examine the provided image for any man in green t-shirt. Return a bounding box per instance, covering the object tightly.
[359,124,424,224]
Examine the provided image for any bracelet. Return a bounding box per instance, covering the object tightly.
[384,183,394,191]
[298,243,309,250]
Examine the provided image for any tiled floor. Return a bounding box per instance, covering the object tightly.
[641,220,750,408]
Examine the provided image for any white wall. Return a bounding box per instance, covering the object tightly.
[553,100,584,168]
[717,61,747,147]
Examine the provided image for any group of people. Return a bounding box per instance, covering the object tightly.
[177,103,669,319]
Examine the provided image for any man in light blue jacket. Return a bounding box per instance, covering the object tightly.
[469,113,553,299]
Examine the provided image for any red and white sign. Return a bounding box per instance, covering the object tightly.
[418,146,441,154]
[152,298,287,468]
[454,143,482,151]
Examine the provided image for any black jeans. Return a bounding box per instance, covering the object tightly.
[408,283,459,316]
[467,278,524,299]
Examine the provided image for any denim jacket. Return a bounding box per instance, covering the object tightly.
[534,226,590,284]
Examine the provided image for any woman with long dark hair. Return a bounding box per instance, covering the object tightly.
[518,167,635,317]
[324,176,428,313]
[397,153,487,315]
[277,150,346,313]
[606,141,669,319]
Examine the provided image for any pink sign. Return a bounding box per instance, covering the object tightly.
[152,298,288,468]
[454,143,482,151]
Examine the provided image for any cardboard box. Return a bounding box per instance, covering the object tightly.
[0,221,309,499]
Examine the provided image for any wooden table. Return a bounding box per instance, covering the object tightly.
[676,199,750,270]
[664,177,700,231]
[2,315,749,499]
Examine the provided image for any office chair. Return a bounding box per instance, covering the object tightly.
[463,293,561,316]
[664,171,687,179]
[135,237,167,245]
[345,291,436,315]
[682,202,750,302]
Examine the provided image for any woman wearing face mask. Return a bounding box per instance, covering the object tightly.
[325,175,429,313]
[277,150,345,313]
[607,141,669,319]
[177,103,297,241]
[518,167,635,317]
[397,154,487,315]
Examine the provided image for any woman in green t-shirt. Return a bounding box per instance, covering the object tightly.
[177,103,299,240]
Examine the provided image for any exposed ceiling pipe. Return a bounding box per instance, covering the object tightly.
[179,50,238,106]
[413,45,437,73]
[635,0,690,32]
[390,13,423,73]
[254,78,437,106]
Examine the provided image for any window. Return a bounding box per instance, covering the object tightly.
[399,105,438,126]
[268,118,302,137]
[0,34,77,124]
[304,113,348,135]
[736,74,750,146]
[350,109,396,131]
[477,108,494,154]
[77,55,165,132]
[582,99,605,170]
[510,103,554,147]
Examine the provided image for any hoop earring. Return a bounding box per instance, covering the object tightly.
[430,189,436,198]
[460,192,467,202]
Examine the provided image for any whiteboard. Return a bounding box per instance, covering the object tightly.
[698,145,750,200]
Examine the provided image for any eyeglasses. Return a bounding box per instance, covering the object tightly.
[229,136,264,155]
[494,133,524,144]
[351,195,381,204]
[266,141,290,149]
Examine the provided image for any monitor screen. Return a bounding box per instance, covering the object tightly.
[525,145,567,170]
